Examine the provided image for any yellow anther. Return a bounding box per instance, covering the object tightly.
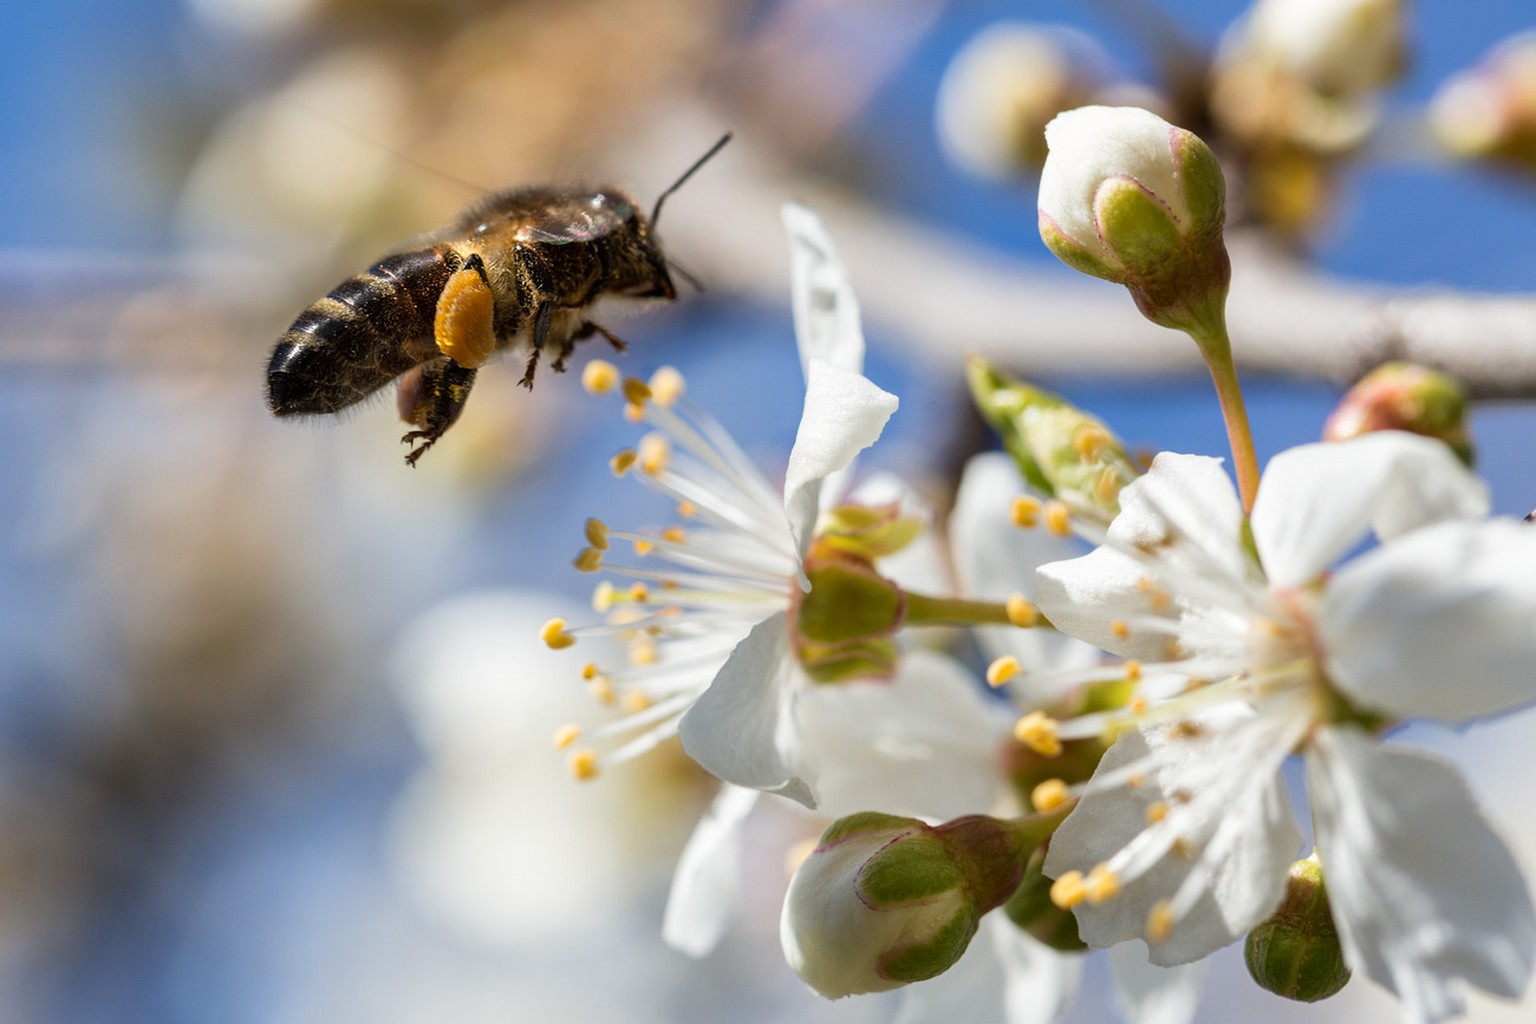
[1084,864,1121,905]
[1010,495,1042,528]
[1044,500,1072,538]
[1171,837,1196,859]
[1014,710,1063,758]
[628,583,650,603]
[629,638,658,667]
[1135,577,1172,611]
[589,675,616,705]
[1073,426,1111,460]
[1049,870,1088,909]
[633,538,655,556]
[541,617,576,649]
[1094,468,1120,504]
[553,724,582,750]
[1110,619,1130,639]
[592,581,616,613]
[621,376,652,405]
[676,500,697,518]
[581,662,600,681]
[986,655,1022,688]
[1005,593,1039,627]
[1124,659,1142,681]
[1147,900,1175,943]
[573,547,603,573]
[648,366,685,407]
[584,517,610,550]
[1129,694,1149,714]
[661,526,686,544]
[610,449,638,476]
[1031,778,1071,812]
[1145,800,1169,824]
[1127,772,1146,789]
[639,434,670,475]
[582,359,620,394]
[569,749,601,781]
[622,689,653,714]
[1169,720,1203,740]
[623,402,645,423]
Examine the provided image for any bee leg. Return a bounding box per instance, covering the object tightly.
[576,320,628,354]
[520,301,554,389]
[399,358,477,467]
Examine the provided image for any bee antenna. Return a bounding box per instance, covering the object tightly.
[650,132,732,228]
[667,258,705,294]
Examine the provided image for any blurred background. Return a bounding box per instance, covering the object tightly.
[2,0,1535,1021]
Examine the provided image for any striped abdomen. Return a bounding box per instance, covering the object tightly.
[267,245,465,416]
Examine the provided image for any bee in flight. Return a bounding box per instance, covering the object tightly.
[266,134,730,465]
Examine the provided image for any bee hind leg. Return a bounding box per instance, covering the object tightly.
[399,358,477,466]
[520,301,554,388]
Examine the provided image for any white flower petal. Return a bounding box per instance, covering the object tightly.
[796,649,1004,821]
[1108,941,1207,1024]
[662,784,760,957]
[1309,727,1536,1022]
[1036,452,1252,661]
[952,453,1100,670]
[783,360,899,554]
[678,612,816,806]
[1320,518,1536,724]
[783,203,866,375]
[1044,714,1301,965]
[893,918,1080,1024]
[1251,433,1488,588]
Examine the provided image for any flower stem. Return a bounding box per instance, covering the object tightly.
[903,591,1055,630]
[1190,320,1259,513]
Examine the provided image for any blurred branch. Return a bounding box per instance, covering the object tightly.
[632,110,1536,400]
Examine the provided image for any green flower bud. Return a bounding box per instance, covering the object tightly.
[1038,106,1231,339]
[966,356,1139,522]
[781,813,1031,998]
[1323,362,1473,465]
[1245,854,1352,1003]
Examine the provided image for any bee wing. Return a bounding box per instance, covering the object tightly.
[514,200,629,245]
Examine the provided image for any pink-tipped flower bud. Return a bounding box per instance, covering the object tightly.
[1038,106,1230,339]
[1322,362,1473,465]
[781,812,1029,998]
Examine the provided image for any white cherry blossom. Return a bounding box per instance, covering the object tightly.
[1028,431,1536,1021]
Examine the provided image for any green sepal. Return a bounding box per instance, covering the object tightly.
[876,906,981,984]
[1174,132,1227,237]
[1094,176,1184,275]
[1003,844,1087,952]
[1039,215,1122,282]
[817,502,925,560]
[857,834,966,906]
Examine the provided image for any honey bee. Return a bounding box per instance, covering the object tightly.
[266,134,730,465]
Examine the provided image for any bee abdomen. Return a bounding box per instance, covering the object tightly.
[267,246,463,416]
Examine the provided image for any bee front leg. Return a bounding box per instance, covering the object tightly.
[577,320,628,354]
[399,358,477,466]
